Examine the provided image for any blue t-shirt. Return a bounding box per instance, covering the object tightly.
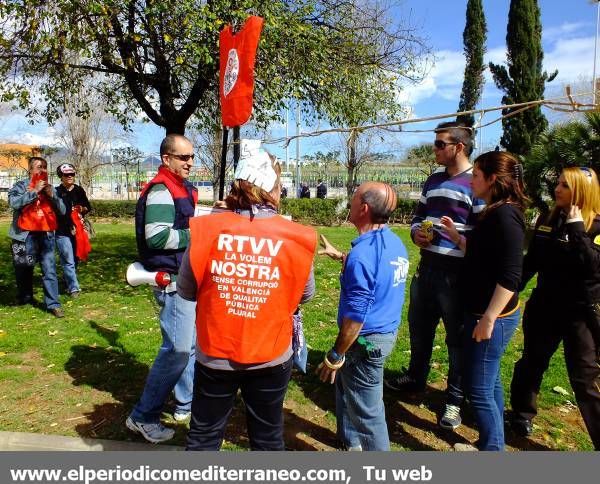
[337,226,409,334]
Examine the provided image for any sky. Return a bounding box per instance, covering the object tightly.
[0,0,598,161]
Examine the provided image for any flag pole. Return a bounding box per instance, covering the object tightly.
[233,126,241,171]
[218,127,229,200]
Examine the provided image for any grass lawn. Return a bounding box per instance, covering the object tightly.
[0,220,593,450]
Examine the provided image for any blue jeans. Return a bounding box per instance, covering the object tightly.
[336,331,397,451]
[55,235,80,294]
[407,263,464,405]
[12,232,61,309]
[130,290,196,423]
[464,309,520,451]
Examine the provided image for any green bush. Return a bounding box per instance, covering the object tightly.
[281,198,348,225]
[392,198,419,224]
[280,197,418,226]
[90,200,138,218]
[75,196,420,226]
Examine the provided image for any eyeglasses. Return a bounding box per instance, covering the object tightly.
[168,153,195,162]
[62,174,75,177]
[433,140,459,150]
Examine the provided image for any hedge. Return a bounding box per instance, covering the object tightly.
[87,197,418,226]
[1,197,419,226]
[1,196,539,228]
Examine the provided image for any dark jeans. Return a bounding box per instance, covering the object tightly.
[464,310,520,451]
[511,293,600,450]
[407,263,464,405]
[186,357,293,451]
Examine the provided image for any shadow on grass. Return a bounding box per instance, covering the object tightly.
[292,350,458,451]
[65,321,149,441]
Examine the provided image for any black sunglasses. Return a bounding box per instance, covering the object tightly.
[433,140,459,150]
[168,153,195,162]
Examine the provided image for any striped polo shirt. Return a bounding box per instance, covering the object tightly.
[144,184,191,251]
[411,167,485,269]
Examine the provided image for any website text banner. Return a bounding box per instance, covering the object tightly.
[2,451,597,484]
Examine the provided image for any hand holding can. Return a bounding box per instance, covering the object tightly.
[421,220,434,241]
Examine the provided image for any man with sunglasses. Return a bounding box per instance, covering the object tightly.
[55,163,91,298]
[126,134,198,443]
[385,121,484,431]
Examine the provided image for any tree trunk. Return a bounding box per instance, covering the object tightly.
[212,158,221,202]
[346,132,357,201]
[125,168,130,201]
[78,167,93,195]
[164,116,187,135]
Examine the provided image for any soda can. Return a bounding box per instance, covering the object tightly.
[421,220,434,241]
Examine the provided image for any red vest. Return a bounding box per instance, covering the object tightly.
[18,174,57,232]
[189,212,316,364]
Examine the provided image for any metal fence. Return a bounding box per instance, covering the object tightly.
[1,163,427,202]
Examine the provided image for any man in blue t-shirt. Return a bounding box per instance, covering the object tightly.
[317,182,409,451]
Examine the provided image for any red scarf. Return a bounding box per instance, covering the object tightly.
[70,208,92,261]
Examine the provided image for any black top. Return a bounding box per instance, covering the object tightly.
[522,213,600,306]
[300,186,310,198]
[55,184,92,236]
[316,183,327,199]
[462,203,525,315]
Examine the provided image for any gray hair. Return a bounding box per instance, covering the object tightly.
[360,184,397,223]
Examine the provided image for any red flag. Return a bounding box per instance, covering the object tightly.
[219,16,264,128]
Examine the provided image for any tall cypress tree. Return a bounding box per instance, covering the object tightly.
[489,0,557,156]
[457,0,487,128]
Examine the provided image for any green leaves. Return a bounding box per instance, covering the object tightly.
[524,112,600,211]
[0,1,428,135]
[457,0,487,127]
[490,0,555,156]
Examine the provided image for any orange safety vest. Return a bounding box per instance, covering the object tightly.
[189,212,316,364]
[17,174,57,232]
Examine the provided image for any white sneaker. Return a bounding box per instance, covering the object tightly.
[439,404,462,430]
[173,410,191,422]
[126,416,175,443]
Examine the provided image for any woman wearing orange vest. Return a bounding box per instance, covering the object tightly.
[177,142,316,450]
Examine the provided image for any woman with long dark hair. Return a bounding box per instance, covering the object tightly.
[442,151,527,450]
[510,166,600,450]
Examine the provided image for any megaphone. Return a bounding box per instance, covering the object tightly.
[126,262,171,289]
